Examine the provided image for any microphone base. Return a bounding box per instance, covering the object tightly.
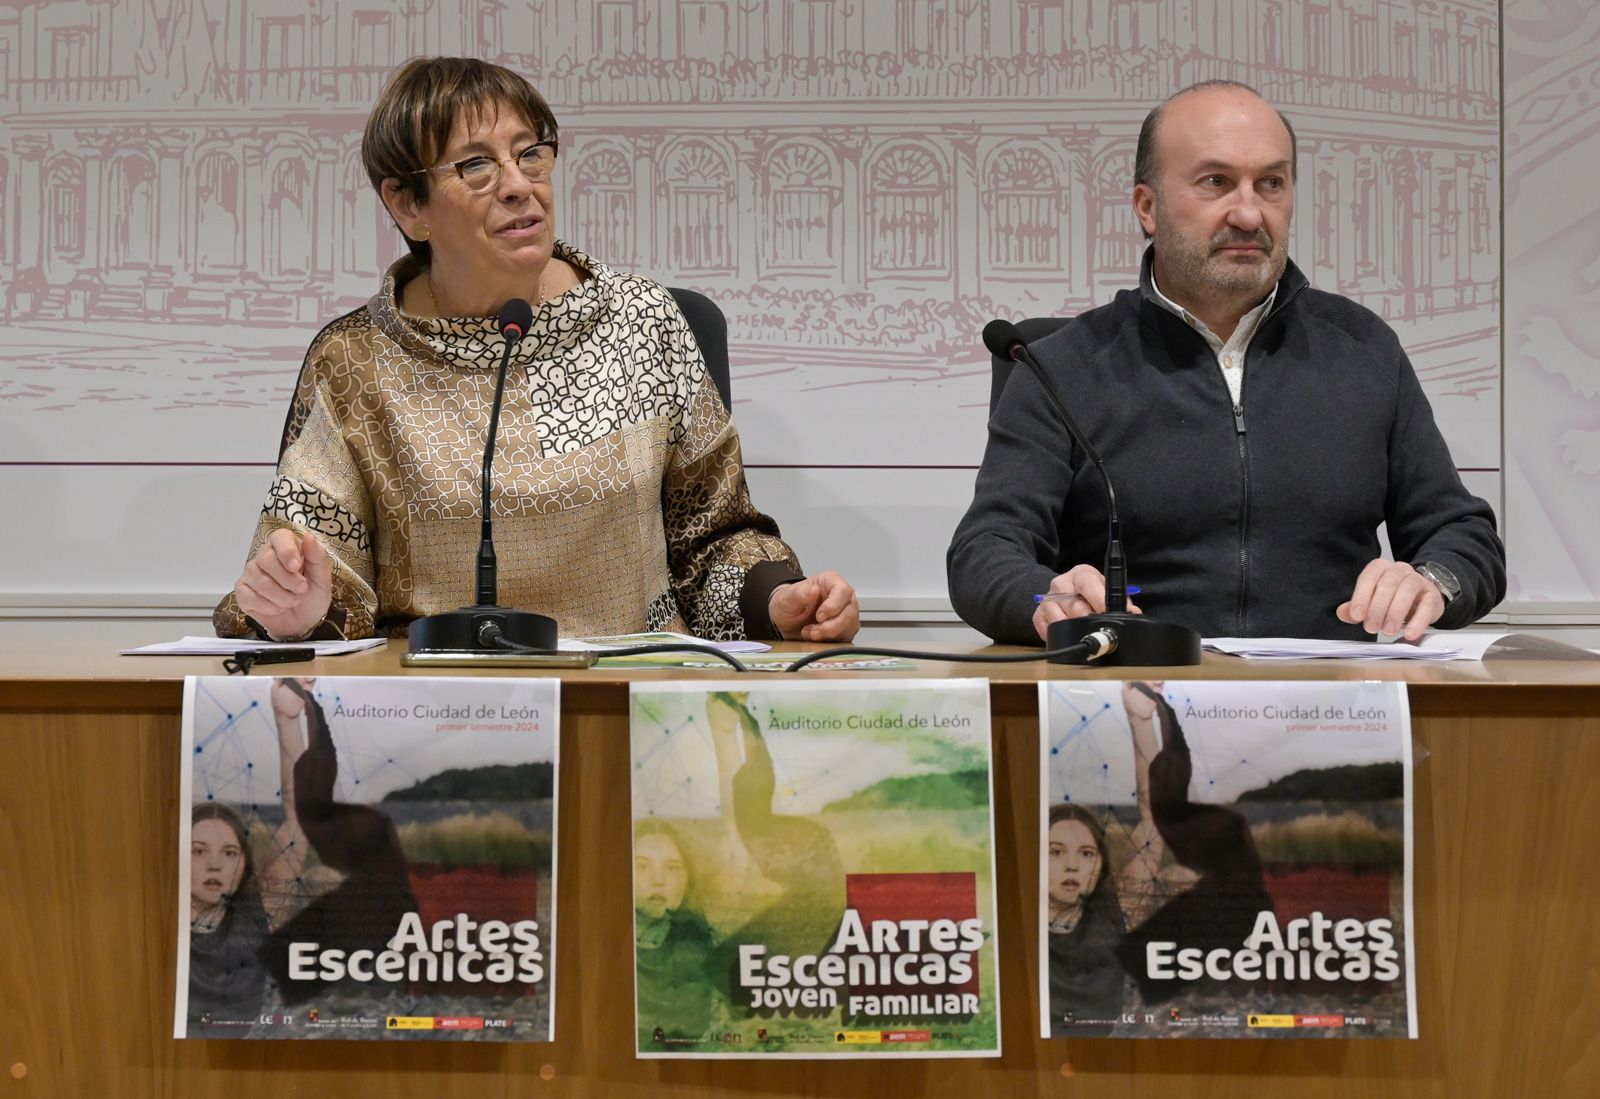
[408,605,558,655]
[1048,613,1202,666]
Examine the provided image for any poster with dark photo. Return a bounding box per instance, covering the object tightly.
[176,675,558,1041]
[1039,679,1415,1039]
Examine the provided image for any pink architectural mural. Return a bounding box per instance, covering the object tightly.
[1,0,1500,466]
[3,0,1497,454]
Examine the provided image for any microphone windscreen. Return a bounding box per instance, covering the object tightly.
[982,318,1022,359]
[498,298,534,338]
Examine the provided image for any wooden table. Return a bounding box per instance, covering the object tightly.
[3,641,1597,1098]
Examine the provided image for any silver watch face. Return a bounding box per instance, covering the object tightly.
[1417,563,1460,603]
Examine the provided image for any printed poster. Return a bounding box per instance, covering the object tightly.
[629,681,1000,1058]
[1040,680,1415,1039]
[176,675,559,1041]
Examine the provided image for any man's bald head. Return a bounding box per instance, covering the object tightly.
[1135,81,1298,192]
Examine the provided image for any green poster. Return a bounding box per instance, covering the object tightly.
[629,680,1000,1058]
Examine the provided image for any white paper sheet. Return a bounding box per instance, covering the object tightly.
[120,636,388,657]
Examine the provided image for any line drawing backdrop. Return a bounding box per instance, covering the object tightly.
[0,0,1583,625]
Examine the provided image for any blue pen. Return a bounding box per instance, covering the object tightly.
[1034,587,1140,603]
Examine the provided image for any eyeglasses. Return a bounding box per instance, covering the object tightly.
[413,140,559,193]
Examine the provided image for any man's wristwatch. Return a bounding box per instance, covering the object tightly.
[1413,562,1461,606]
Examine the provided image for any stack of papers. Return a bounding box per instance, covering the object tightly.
[120,636,388,657]
[121,631,762,659]
[1203,633,1502,661]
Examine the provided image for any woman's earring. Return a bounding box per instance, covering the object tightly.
[414,222,431,242]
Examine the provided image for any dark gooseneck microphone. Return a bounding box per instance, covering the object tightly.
[475,298,533,607]
[408,298,559,656]
[982,319,1200,667]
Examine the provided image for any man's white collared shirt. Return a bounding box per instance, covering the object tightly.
[1150,275,1278,408]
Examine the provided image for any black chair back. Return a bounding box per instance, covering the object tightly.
[990,316,1071,415]
[668,287,732,411]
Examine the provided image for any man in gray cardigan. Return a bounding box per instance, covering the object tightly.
[947,81,1505,644]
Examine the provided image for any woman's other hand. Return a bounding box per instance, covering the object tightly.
[234,528,333,641]
[768,571,860,642]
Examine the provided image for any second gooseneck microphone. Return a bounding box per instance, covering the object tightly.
[982,319,1201,667]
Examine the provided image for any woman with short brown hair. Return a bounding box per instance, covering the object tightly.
[216,57,858,644]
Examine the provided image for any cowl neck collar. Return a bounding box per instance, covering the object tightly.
[371,241,613,372]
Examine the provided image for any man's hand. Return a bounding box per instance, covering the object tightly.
[1336,559,1444,641]
[768,571,860,642]
[234,528,333,641]
[1032,564,1142,641]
